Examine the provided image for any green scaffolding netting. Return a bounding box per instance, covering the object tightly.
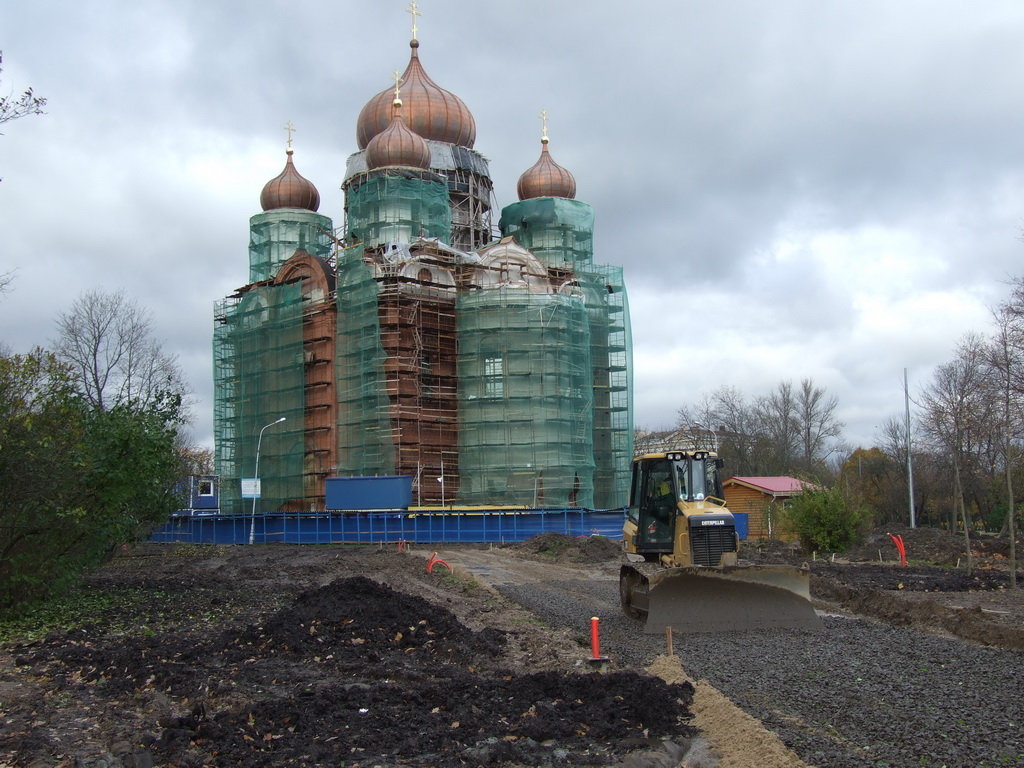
[498,197,595,270]
[248,210,333,284]
[579,264,633,508]
[213,282,306,515]
[345,171,451,247]
[457,288,595,508]
[334,245,395,476]
[217,177,633,512]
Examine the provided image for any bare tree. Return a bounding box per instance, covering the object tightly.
[795,377,844,471]
[676,392,720,451]
[1,51,46,183]
[676,386,772,475]
[988,303,1023,587]
[919,334,995,574]
[879,416,909,469]
[676,393,717,436]
[877,414,919,523]
[0,51,46,128]
[756,381,799,471]
[677,381,849,477]
[54,289,188,412]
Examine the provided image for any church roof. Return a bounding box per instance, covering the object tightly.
[260,148,320,212]
[724,477,817,496]
[517,136,576,201]
[356,39,476,150]
[365,98,432,170]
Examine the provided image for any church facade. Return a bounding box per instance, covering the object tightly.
[213,29,633,515]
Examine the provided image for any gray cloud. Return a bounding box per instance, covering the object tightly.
[2,0,1023,451]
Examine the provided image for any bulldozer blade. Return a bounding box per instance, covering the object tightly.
[623,564,821,634]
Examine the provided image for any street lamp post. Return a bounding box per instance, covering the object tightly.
[249,416,287,544]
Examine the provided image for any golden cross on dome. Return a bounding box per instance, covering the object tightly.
[392,69,403,100]
[284,120,296,149]
[539,109,549,142]
[407,0,422,41]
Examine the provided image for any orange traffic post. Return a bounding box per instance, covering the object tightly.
[588,616,609,668]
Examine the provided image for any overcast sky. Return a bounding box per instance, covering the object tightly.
[2,0,1023,452]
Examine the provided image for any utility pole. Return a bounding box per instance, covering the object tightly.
[905,368,916,528]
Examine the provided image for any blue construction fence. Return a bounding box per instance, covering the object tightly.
[151,508,626,545]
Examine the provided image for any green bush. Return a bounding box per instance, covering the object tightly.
[782,485,869,553]
[0,350,183,615]
[983,502,1008,532]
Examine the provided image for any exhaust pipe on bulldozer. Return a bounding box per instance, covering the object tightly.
[620,563,822,634]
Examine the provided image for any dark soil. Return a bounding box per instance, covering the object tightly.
[1,528,1022,767]
[506,533,624,563]
[745,528,1024,649]
[746,525,1024,571]
[0,546,697,768]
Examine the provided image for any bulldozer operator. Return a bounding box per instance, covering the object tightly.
[644,464,677,540]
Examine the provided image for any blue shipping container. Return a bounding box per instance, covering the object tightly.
[325,476,414,510]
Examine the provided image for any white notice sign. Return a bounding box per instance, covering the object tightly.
[241,478,261,499]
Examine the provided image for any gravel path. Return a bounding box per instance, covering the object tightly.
[497,575,1024,768]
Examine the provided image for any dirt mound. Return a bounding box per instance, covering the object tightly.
[24,577,508,698]
[3,553,696,767]
[178,670,696,768]
[745,526,1024,570]
[241,576,507,665]
[812,578,1024,650]
[813,561,1015,592]
[809,561,1024,650]
[508,533,624,563]
[739,538,807,565]
[847,527,967,565]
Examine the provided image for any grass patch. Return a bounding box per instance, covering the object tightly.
[0,586,166,645]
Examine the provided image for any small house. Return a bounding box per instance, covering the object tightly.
[723,476,814,540]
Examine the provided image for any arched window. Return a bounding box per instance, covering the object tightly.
[484,354,504,398]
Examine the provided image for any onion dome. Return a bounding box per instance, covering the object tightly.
[517,136,576,200]
[366,97,431,170]
[260,148,320,212]
[356,39,476,149]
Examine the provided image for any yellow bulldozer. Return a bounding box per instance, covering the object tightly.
[620,451,820,634]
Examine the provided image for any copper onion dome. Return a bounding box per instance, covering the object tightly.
[517,137,576,200]
[260,148,321,212]
[366,98,432,170]
[356,40,476,149]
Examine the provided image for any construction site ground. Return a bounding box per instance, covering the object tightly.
[0,527,1021,767]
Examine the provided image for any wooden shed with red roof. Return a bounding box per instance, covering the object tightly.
[723,476,816,540]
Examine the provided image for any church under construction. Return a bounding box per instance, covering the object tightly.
[212,14,633,515]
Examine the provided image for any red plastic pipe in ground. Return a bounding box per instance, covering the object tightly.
[590,617,601,659]
[426,552,450,573]
[887,533,907,566]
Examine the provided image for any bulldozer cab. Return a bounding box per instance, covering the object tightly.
[628,451,726,555]
[632,458,676,552]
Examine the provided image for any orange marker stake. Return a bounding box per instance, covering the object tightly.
[588,617,609,668]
